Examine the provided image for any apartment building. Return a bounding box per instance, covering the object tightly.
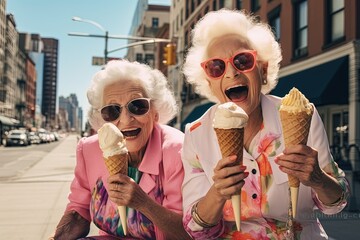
[167,0,359,170]
[126,0,171,73]
[41,38,58,129]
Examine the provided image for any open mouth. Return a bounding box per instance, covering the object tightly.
[224,85,248,102]
[121,128,141,139]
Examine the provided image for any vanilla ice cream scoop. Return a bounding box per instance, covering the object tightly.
[98,122,128,158]
[280,87,312,115]
[213,102,248,129]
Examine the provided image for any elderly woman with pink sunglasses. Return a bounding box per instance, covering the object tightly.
[181,9,349,239]
[51,60,190,240]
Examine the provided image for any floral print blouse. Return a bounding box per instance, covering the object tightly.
[181,94,350,240]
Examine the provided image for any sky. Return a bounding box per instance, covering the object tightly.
[7,0,170,128]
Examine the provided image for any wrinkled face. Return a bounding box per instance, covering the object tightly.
[205,35,267,116]
[102,79,158,153]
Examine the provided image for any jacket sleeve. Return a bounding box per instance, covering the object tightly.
[181,124,224,239]
[161,140,185,214]
[307,106,350,214]
[65,137,92,221]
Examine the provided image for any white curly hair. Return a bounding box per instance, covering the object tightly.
[183,9,282,103]
[87,59,178,131]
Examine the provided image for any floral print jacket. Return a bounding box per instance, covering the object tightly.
[181,94,349,240]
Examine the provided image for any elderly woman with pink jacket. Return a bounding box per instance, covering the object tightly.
[51,60,190,240]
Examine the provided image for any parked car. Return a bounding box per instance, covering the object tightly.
[4,129,30,146]
[29,132,41,144]
[38,131,50,143]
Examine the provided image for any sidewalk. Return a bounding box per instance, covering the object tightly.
[0,135,98,240]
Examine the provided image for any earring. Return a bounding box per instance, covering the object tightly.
[262,78,268,85]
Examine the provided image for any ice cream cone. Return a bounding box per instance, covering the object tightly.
[104,154,128,176]
[213,102,248,231]
[279,88,313,218]
[104,153,129,235]
[280,110,312,217]
[214,128,244,166]
[214,127,244,231]
[98,123,129,236]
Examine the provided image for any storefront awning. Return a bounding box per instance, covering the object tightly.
[181,102,214,131]
[0,115,18,126]
[271,56,349,106]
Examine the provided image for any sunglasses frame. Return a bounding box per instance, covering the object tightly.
[200,50,257,79]
[100,98,151,122]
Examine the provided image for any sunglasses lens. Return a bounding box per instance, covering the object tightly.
[127,99,150,115]
[205,59,226,78]
[101,105,121,122]
[233,52,255,71]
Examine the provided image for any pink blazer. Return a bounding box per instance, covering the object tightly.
[65,124,185,239]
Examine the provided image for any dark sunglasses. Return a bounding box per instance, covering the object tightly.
[201,50,257,79]
[100,98,151,122]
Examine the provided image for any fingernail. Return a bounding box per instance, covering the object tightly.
[230,155,237,161]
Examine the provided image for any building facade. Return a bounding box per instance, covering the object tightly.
[41,38,58,129]
[126,0,171,72]
[166,0,360,170]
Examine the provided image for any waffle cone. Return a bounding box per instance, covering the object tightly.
[104,154,128,176]
[280,110,312,187]
[214,127,244,231]
[214,128,244,165]
[103,153,128,235]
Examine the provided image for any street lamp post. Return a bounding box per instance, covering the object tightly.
[69,17,171,65]
[72,17,109,62]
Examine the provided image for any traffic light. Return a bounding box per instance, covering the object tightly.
[163,43,176,65]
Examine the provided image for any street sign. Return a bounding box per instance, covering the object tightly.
[92,56,122,66]
[92,56,105,66]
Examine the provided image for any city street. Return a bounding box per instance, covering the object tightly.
[0,134,359,239]
[0,134,98,239]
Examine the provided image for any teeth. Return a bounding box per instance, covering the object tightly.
[125,135,137,139]
[122,128,137,132]
[226,84,246,91]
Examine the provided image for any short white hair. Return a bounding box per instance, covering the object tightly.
[183,9,282,102]
[87,59,178,131]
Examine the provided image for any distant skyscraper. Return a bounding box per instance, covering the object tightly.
[41,38,58,128]
[19,33,45,128]
[58,94,82,133]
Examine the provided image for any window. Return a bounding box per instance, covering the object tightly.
[268,6,281,42]
[219,0,224,9]
[236,0,243,9]
[326,0,344,44]
[294,0,308,58]
[152,18,159,28]
[251,0,260,12]
[136,53,142,62]
[332,111,348,147]
[181,8,183,25]
[144,54,154,67]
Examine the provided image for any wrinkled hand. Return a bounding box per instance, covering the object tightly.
[275,144,325,188]
[107,174,149,210]
[51,210,90,240]
[212,155,248,201]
